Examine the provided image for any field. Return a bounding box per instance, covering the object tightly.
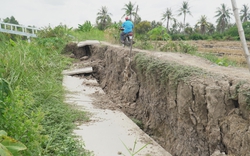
[186,40,250,65]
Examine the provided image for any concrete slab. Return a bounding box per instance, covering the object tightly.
[63,75,172,156]
[62,67,93,75]
[77,40,100,47]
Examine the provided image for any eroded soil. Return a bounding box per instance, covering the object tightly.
[64,40,250,156]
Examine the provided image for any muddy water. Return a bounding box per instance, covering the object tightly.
[63,75,171,156]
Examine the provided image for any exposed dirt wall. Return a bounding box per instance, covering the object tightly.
[69,43,250,156]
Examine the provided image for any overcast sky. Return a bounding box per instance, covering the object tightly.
[1,0,250,28]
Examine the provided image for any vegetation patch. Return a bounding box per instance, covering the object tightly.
[233,81,250,109]
[134,53,207,89]
[0,28,91,156]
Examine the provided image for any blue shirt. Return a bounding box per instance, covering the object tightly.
[122,20,134,33]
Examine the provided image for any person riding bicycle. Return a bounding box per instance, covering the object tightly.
[120,17,134,44]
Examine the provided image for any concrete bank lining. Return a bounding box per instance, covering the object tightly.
[63,75,172,156]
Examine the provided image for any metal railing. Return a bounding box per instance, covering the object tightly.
[0,21,40,41]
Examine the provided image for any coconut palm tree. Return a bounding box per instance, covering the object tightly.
[215,3,232,33]
[134,15,141,25]
[169,18,181,34]
[196,15,210,34]
[162,8,174,32]
[122,1,137,21]
[96,6,112,30]
[240,4,250,23]
[178,1,192,31]
[207,23,215,35]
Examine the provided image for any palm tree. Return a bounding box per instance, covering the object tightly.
[215,3,232,33]
[151,20,163,29]
[162,8,174,32]
[122,1,137,21]
[207,23,215,35]
[240,4,250,23]
[96,6,112,30]
[178,1,192,31]
[196,15,209,34]
[170,18,181,34]
[134,15,141,25]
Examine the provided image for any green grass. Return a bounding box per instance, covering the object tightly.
[158,40,240,67]
[135,53,208,89]
[0,30,92,156]
[188,51,239,67]
[70,28,105,42]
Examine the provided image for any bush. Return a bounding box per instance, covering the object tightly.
[147,26,170,41]
[77,21,93,32]
[212,33,224,40]
[160,41,178,52]
[189,33,208,40]
[171,34,188,40]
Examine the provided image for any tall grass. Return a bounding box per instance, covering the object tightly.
[0,28,91,155]
[70,28,105,42]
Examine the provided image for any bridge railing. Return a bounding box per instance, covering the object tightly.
[0,21,40,38]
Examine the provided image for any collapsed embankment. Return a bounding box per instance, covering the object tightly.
[65,42,250,156]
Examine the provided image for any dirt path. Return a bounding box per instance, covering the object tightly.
[147,51,250,80]
[100,41,250,81]
[63,75,171,156]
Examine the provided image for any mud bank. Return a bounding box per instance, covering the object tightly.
[65,42,250,156]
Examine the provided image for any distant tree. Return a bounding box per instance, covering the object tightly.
[208,23,216,35]
[162,8,174,32]
[215,3,232,33]
[196,15,209,34]
[135,21,151,35]
[3,16,19,25]
[96,6,112,30]
[122,1,137,21]
[184,25,193,35]
[134,14,141,25]
[225,21,250,40]
[147,26,170,40]
[169,18,181,34]
[78,21,92,32]
[240,4,250,23]
[178,1,192,31]
[151,20,162,29]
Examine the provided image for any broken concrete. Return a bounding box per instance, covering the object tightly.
[62,67,93,75]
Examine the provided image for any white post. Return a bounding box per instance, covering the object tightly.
[231,0,250,72]
[27,36,31,43]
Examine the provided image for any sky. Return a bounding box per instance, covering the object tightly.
[1,0,250,29]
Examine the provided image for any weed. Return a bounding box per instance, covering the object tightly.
[131,118,143,129]
[160,41,178,52]
[233,81,250,109]
[134,35,154,50]
[121,139,150,156]
[0,130,27,155]
[160,41,197,53]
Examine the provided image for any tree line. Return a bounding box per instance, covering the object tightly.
[2,1,250,41]
[95,1,250,41]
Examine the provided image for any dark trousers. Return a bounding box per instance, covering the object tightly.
[120,32,126,42]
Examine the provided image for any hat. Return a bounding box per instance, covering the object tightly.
[125,17,129,20]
